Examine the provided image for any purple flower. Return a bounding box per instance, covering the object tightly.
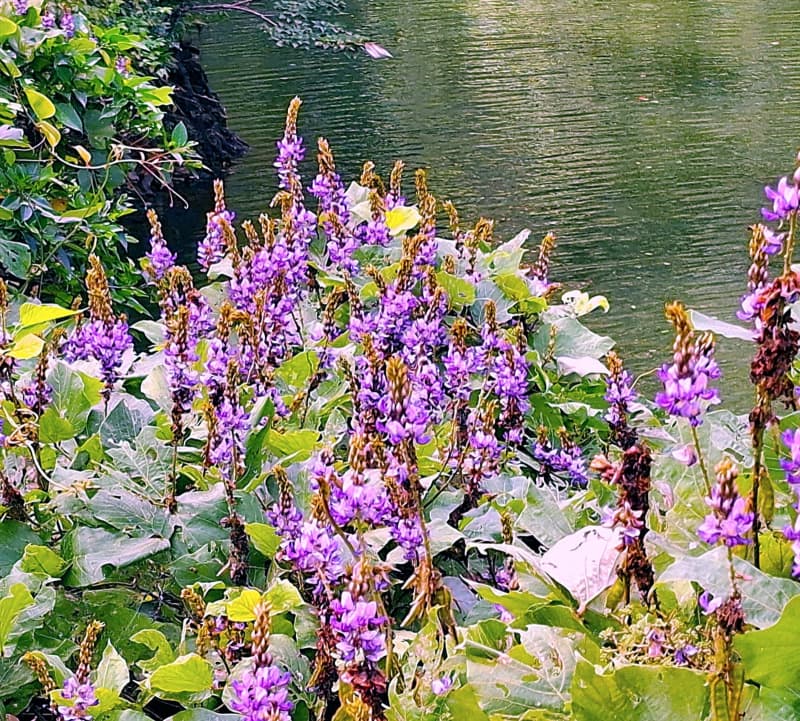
[783,517,800,577]
[280,518,344,594]
[781,429,800,486]
[646,628,664,658]
[331,591,387,665]
[60,9,75,38]
[229,664,293,721]
[58,677,98,721]
[431,674,454,696]
[674,644,698,666]
[115,56,130,77]
[14,0,27,14]
[607,501,643,546]
[144,209,175,282]
[762,176,800,222]
[604,364,637,426]
[532,437,588,487]
[698,590,723,615]
[41,10,56,29]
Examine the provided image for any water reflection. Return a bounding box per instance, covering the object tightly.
[183,0,800,402]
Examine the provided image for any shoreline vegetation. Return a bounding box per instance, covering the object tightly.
[3,3,800,721]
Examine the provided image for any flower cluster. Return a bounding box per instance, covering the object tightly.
[58,677,98,721]
[198,179,235,270]
[62,255,132,399]
[655,302,720,426]
[697,458,753,548]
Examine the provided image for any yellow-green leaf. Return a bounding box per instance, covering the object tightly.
[8,333,44,359]
[226,588,263,622]
[24,87,56,120]
[0,16,19,40]
[245,522,280,558]
[149,654,213,694]
[18,302,77,328]
[74,144,91,165]
[36,120,61,148]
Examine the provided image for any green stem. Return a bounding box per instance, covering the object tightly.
[690,424,711,494]
[785,211,797,275]
[751,422,764,569]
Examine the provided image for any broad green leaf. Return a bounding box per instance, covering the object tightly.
[276,350,319,388]
[466,625,579,715]
[171,121,188,146]
[436,271,476,307]
[571,661,709,721]
[264,579,304,615]
[23,87,56,120]
[0,238,30,277]
[62,527,171,587]
[0,521,40,574]
[131,629,176,672]
[495,272,532,301]
[245,522,280,558]
[148,654,212,695]
[445,685,490,721]
[0,583,35,649]
[265,428,319,463]
[95,642,129,693]
[20,544,66,577]
[657,546,800,629]
[39,406,76,443]
[735,595,800,688]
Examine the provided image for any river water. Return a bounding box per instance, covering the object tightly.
[182,0,800,398]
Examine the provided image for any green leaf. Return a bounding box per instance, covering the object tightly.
[571,661,709,721]
[265,428,319,463]
[656,546,800,629]
[24,87,56,120]
[55,102,83,133]
[6,332,43,359]
[245,522,280,558]
[0,238,30,277]
[20,544,66,577]
[445,685,490,721]
[131,629,176,672]
[62,527,171,587]
[275,350,319,388]
[170,121,188,146]
[264,579,304,615]
[735,594,800,689]
[39,405,77,443]
[436,271,476,307]
[36,119,61,148]
[226,588,263,623]
[0,16,19,39]
[18,302,78,329]
[0,520,40,574]
[0,583,34,649]
[95,642,129,693]
[467,625,579,715]
[148,654,212,695]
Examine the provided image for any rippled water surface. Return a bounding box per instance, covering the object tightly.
[188,0,800,397]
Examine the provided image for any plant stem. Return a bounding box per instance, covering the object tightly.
[690,424,711,494]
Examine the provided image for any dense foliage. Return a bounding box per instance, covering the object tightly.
[0,0,194,304]
[2,97,800,721]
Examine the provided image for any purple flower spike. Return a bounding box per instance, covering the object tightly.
[331,591,387,665]
[229,665,293,721]
[781,429,800,486]
[697,458,753,548]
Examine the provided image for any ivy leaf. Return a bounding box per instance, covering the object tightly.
[20,544,66,577]
[264,579,304,615]
[226,589,263,623]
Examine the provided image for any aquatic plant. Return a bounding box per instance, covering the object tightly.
[3,98,800,721]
